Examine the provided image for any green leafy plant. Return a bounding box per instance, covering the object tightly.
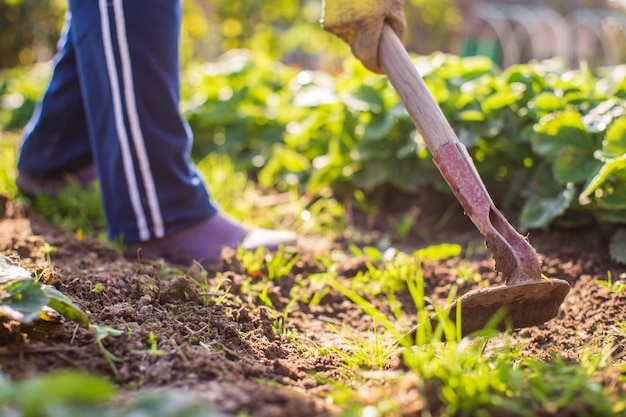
[181,52,626,259]
[0,369,229,417]
[0,255,88,327]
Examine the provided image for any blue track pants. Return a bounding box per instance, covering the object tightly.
[18,0,217,242]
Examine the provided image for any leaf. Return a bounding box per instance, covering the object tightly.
[552,148,600,185]
[598,184,626,209]
[42,285,89,328]
[0,255,88,327]
[363,112,394,141]
[0,256,32,283]
[604,117,626,156]
[17,370,116,416]
[457,110,485,122]
[1,280,49,324]
[580,155,626,202]
[530,92,563,116]
[92,324,124,342]
[414,244,462,260]
[481,90,522,113]
[520,184,576,231]
[610,229,626,264]
[531,111,593,158]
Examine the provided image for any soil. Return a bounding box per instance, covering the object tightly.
[1,189,626,416]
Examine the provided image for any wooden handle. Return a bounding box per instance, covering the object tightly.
[378,24,458,152]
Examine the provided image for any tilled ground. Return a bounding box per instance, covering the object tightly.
[1,193,626,416]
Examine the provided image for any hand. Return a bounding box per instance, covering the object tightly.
[321,0,406,74]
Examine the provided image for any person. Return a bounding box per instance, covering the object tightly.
[15,0,406,269]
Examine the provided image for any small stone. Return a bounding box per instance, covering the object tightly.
[138,294,152,307]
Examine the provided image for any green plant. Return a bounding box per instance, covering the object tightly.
[0,134,19,198]
[90,324,124,380]
[29,180,106,239]
[90,282,104,293]
[329,322,399,372]
[0,369,230,417]
[131,331,165,356]
[273,296,298,337]
[197,274,232,307]
[392,338,622,417]
[387,210,419,239]
[265,246,300,281]
[181,52,626,258]
[0,255,88,327]
[595,271,626,294]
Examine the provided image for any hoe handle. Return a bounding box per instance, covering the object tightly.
[378,24,543,283]
[378,24,456,153]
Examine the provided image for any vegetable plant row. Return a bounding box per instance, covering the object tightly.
[181,50,626,261]
[2,50,626,259]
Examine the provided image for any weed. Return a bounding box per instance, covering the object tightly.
[90,282,104,293]
[273,297,298,337]
[90,324,124,380]
[234,245,299,282]
[203,275,232,306]
[455,261,482,286]
[265,246,300,281]
[595,271,626,294]
[236,245,267,278]
[297,194,346,236]
[256,283,274,307]
[131,331,165,356]
[191,261,212,306]
[455,243,482,286]
[388,208,419,239]
[300,271,335,305]
[30,181,106,239]
[329,322,399,371]
[37,242,57,267]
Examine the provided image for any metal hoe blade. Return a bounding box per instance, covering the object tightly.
[449,279,570,337]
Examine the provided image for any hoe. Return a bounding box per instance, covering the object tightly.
[378,24,570,337]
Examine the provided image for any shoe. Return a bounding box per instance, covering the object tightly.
[124,213,298,268]
[16,164,98,198]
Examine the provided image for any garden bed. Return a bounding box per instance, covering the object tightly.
[1,190,625,416]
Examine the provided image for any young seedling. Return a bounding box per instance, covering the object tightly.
[388,209,419,239]
[191,261,214,307]
[264,246,300,282]
[273,296,298,337]
[90,324,124,380]
[90,282,104,294]
[595,271,626,294]
[329,322,399,372]
[131,331,164,356]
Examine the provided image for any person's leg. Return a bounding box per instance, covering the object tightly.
[17,13,96,189]
[67,0,296,266]
[67,0,211,242]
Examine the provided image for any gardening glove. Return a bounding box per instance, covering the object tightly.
[321,0,406,74]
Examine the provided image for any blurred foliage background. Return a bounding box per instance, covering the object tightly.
[0,0,462,71]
